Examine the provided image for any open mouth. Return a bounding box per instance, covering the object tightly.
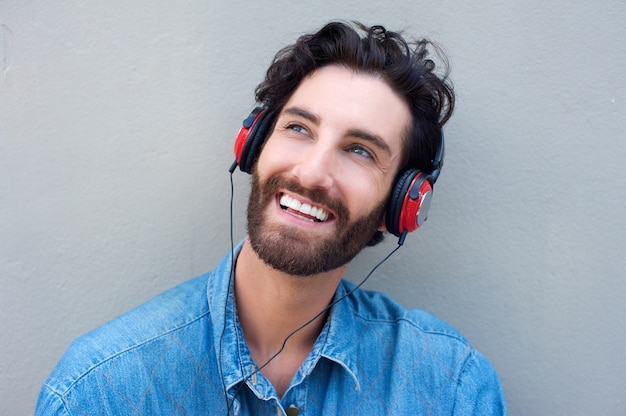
[279,193,331,223]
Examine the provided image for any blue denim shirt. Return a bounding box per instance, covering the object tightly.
[36,244,505,415]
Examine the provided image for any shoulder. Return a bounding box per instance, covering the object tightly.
[337,279,489,375]
[42,273,212,395]
[333,281,505,412]
[340,279,467,341]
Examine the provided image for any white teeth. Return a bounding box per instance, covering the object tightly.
[300,203,312,215]
[279,194,329,222]
[286,196,300,211]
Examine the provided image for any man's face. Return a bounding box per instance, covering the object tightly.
[247,65,411,276]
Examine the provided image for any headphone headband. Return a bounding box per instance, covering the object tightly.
[429,134,445,184]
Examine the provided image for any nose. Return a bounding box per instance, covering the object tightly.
[291,142,336,191]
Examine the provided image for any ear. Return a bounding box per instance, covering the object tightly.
[377,215,387,232]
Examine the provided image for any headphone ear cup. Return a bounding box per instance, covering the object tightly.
[234,107,275,174]
[386,169,416,237]
[386,169,433,237]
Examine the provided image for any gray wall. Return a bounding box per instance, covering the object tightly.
[1,1,625,415]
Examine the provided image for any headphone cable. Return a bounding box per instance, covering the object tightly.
[218,170,236,414]
[221,169,406,414]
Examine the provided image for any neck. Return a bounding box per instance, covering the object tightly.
[234,238,347,388]
[234,238,346,355]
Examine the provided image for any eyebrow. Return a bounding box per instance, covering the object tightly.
[282,106,392,157]
[346,128,392,157]
[282,106,320,124]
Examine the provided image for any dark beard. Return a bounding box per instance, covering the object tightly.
[246,172,386,276]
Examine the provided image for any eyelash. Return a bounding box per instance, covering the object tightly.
[285,123,309,135]
[349,144,375,160]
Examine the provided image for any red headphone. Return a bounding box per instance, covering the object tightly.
[230,106,444,238]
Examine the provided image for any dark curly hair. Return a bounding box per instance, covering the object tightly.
[255,21,455,244]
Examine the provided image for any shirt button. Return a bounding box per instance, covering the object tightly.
[286,405,300,416]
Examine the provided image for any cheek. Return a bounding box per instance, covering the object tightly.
[255,140,290,177]
[340,172,391,217]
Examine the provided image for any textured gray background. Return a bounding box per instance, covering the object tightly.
[1,1,625,414]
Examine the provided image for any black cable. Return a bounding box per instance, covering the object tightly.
[219,170,236,415]
[234,236,404,391]
[222,166,406,414]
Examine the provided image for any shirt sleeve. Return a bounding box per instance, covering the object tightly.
[35,384,70,416]
[453,349,507,415]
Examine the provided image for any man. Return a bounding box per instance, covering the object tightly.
[36,22,505,415]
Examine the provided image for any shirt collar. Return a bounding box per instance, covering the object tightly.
[207,241,250,394]
[207,242,361,394]
[319,280,361,391]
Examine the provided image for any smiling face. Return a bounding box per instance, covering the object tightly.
[247,65,411,276]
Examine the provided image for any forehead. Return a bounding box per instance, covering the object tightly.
[282,65,411,157]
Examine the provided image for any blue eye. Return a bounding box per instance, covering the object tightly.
[286,123,309,135]
[350,145,374,160]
